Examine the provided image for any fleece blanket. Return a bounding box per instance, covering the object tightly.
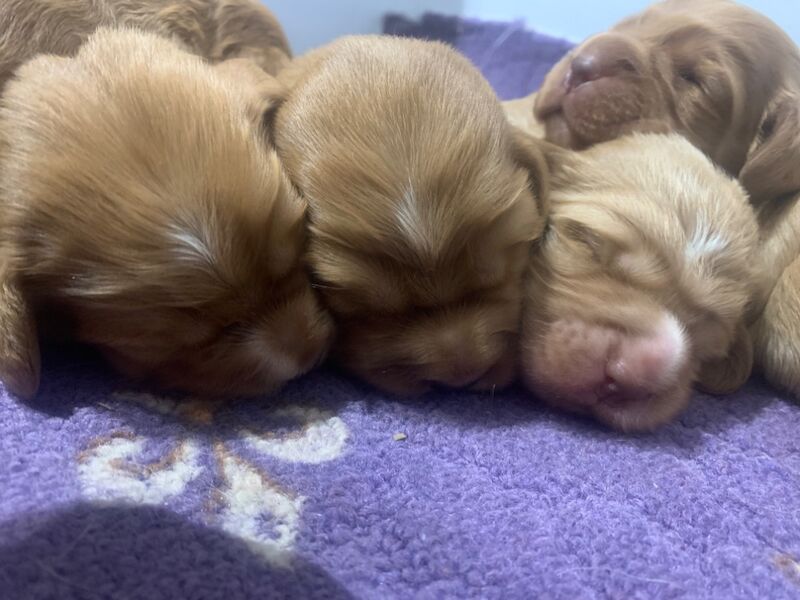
[2,13,800,600]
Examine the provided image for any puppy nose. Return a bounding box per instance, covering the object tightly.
[567,35,640,89]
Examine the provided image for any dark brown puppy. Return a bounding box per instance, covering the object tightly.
[271,36,549,396]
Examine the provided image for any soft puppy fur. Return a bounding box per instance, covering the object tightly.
[521,134,764,431]
[535,0,800,207]
[0,0,291,94]
[752,257,800,399]
[270,36,549,395]
[0,28,333,398]
[527,0,800,404]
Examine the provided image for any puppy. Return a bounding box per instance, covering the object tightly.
[270,36,549,396]
[521,134,763,431]
[523,0,800,405]
[0,0,291,94]
[0,28,333,399]
[535,0,800,207]
[752,257,800,399]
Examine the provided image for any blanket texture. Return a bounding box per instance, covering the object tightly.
[1,12,799,600]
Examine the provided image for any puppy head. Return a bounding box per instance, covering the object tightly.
[0,29,333,396]
[521,134,761,431]
[272,36,549,395]
[535,0,800,203]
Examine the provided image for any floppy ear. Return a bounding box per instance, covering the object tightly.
[508,126,551,233]
[209,0,292,75]
[213,58,287,142]
[0,260,40,400]
[696,321,754,395]
[739,89,800,207]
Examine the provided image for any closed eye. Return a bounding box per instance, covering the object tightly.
[677,65,702,87]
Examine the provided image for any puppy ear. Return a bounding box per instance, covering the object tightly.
[696,322,753,395]
[0,262,40,400]
[213,58,287,144]
[739,89,800,207]
[209,0,291,75]
[508,126,550,229]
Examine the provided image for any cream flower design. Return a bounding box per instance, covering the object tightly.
[77,392,348,564]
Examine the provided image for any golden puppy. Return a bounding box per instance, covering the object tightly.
[0,28,333,399]
[521,134,764,431]
[518,0,800,405]
[752,257,800,399]
[0,0,291,94]
[270,36,549,395]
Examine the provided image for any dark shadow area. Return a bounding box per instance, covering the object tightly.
[0,503,353,600]
[11,338,789,457]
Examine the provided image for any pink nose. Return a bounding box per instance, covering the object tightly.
[567,35,641,90]
[527,313,687,408]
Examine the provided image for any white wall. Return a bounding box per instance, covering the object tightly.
[268,1,462,54]
[266,1,799,54]
[460,1,799,45]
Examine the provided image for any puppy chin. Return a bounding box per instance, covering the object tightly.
[468,342,518,393]
[590,383,692,432]
[100,300,333,398]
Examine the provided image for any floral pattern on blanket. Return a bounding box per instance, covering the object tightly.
[76,392,348,564]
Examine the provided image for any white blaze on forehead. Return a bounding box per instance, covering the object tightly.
[169,224,216,266]
[685,219,729,262]
[393,182,439,260]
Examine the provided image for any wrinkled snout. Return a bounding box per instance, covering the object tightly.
[535,33,662,149]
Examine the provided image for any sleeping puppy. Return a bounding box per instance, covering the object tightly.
[521,134,764,431]
[534,0,800,207]
[270,36,549,396]
[518,0,800,405]
[0,0,291,94]
[0,28,333,399]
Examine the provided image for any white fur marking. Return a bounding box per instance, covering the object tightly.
[394,183,435,257]
[686,220,728,261]
[658,313,688,378]
[170,225,216,265]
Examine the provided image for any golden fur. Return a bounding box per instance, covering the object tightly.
[0,0,291,94]
[270,36,549,395]
[0,29,333,399]
[534,0,800,205]
[515,0,800,406]
[521,134,764,431]
[752,257,800,398]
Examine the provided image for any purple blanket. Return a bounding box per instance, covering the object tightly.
[2,14,800,600]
